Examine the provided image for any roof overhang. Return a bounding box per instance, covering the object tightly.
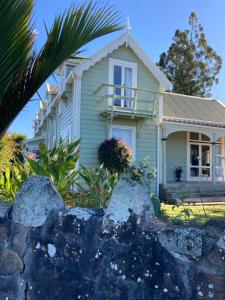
[163,116,225,129]
[25,136,44,144]
[72,32,172,91]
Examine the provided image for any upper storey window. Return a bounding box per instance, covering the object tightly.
[109,58,137,108]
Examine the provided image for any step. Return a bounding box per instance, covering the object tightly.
[164,183,225,189]
[169,192,225,198]
[167,188,225,193]
[180,197,225,203]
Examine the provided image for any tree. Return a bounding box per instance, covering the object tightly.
[157,12,222,97]
[0,0,122,136]
[0,134,16,174]
[0,132,27,174]
[11,133,27,162]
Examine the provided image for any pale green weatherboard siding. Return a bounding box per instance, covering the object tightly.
[45,92,73,148]
[57,99,73,139]
[80,45,160,193]
[166,132,187,181]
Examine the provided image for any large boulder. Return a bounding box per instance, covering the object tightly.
[12,176,65,227]
[103,177,155,227]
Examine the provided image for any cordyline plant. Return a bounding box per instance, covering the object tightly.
[0,0,122,136]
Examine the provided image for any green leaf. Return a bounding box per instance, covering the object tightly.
[27,158,48,176]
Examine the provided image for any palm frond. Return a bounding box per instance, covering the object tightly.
[0,0,33,97]
[0,0,123,136]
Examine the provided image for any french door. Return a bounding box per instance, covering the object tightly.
[109,58,137,109]
[113,64,133,107]
[189,143,212,181]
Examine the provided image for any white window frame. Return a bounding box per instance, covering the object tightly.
[109,125,136,160]
[187,132,212,181]
[108,58,137,107]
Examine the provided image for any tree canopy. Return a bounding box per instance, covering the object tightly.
[157,12,222,97]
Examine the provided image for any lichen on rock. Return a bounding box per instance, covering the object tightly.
[12,176,65,227]
[103,177,155,228]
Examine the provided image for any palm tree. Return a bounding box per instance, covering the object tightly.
[0,0,122,136]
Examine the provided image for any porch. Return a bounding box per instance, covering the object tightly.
[160,128,225,203]
[160,182,225,203]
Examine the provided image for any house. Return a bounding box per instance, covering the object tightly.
[27,31,225,202]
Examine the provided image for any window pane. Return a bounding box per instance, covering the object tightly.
[190,132,199,140]
[113,65,122,106]
[190,168,199,177]
[113,65,122,86]
[201,134,210,141]
[124,67,132,108]
[202,145,210,166]
[190,144,199,165]
[202,168,210,177]
[112,128,132,148]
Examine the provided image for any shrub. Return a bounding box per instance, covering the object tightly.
[0,162,31,204]
[126,159,157,188]
[27,139,80,207]
[98,138,132,174]
[75,164,118,208]
[0,139,80,206]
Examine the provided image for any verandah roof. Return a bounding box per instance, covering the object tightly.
[163,93,225,128]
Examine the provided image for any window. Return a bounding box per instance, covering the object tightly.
[109,125,136,159]
[189,132,210,142]
[109,58,137,107]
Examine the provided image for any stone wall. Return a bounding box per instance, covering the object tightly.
[0,176,225,300]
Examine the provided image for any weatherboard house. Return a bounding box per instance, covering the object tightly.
[27,32,225,201]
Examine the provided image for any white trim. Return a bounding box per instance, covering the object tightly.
[159,95,163,123]
[156,126,160,195]
[162,121,225,140]
[72,81,76,140]
[75,77,81,140]
[163,116,225,128]
[108,58,137,87]
[73,32,172,90]
[108,58,137,107]
[186,132,212,181]
[109,125,136,160]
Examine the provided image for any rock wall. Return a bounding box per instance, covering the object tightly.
[0,176,225,300]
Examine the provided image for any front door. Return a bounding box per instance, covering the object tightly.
[189,143,212,181]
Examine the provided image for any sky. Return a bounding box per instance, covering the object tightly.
[9,0,225,138]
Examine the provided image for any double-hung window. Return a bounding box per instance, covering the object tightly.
[110,125,136,160]
[109,58,137,108]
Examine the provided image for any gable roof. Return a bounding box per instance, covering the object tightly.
[72,32,172,91]
[163,93,225,128]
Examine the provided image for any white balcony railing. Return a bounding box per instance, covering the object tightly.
[94,83,159,119]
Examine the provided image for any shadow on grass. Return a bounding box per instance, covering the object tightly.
[161,204,225,225]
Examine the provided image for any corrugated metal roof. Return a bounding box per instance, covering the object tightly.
[163,93,225,127]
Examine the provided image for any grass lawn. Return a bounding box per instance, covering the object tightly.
[161,204,225,224]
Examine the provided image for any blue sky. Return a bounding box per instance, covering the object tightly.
[9,0,225,138]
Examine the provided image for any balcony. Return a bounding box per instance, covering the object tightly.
[94,83,159,120]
